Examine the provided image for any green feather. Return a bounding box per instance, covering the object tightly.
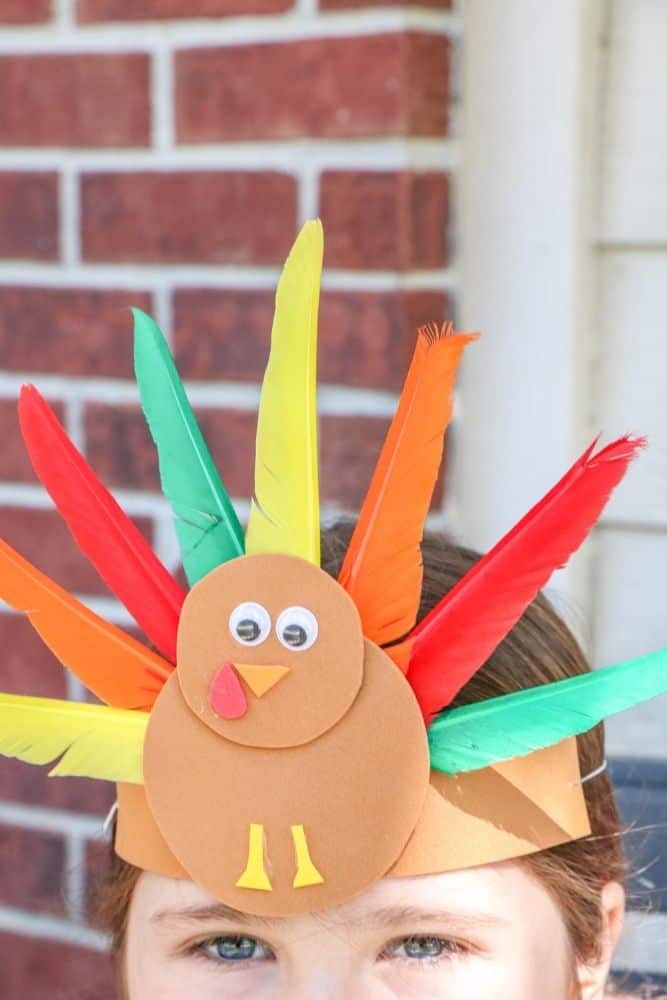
[428,648,667,775]
[133,309,244,584]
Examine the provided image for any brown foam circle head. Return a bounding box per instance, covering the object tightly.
[176,553,365,750]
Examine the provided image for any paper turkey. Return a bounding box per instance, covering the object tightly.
[1,221,666,916]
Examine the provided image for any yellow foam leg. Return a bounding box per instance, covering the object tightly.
[236,823,272,891]
[291,824,325,888]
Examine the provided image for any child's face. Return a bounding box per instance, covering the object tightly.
[124,860,623,999]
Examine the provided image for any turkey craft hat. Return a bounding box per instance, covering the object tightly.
[1,220,667,916]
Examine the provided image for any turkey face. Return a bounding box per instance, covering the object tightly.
[176,553,365,749]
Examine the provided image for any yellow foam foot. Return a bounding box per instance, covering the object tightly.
[236,823,272,891]
[291,824,325,888]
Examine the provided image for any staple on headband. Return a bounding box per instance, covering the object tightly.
[103,800,119,835]
[570,759,608,787]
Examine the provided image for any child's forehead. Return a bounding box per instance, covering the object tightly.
[138,863,552,934]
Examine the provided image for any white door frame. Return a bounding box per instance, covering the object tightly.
[453,0,605,616]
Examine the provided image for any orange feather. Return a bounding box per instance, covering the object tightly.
[338,324,477,650]
[0,538,172,710]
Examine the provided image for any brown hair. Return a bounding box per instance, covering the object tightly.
[93,522,626,970]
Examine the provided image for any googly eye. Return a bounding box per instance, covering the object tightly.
[229,602,271,646]
[276,606,318,651]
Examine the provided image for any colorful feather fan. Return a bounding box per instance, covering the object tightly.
[134,308,244,586]
[245,220,323,565]
[339,323,477,654]
[0,538,172,710]
[406,435,645,723]
[0,693,146,783]
[428,647,667,775]
[18,385,185,662]
[0,218,665,918]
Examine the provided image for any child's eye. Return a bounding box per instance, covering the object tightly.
[199,935,274,963]
[380,935,464,963]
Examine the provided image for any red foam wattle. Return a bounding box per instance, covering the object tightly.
[209,662,247,719]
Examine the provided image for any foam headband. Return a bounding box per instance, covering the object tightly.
[1,220,666,917]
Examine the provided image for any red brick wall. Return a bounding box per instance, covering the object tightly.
[0,2,456,996]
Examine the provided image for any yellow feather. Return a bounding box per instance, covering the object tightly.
[245,220,323,564]
[0,693,147,784]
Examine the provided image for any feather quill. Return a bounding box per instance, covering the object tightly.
[428,647,667,775]
[245,220,323,564]
[133,308,244,585]
[0,693,147,783]
[0,538,172,709]
[18,385,185,662]
[339,324,476,649]
[406,436,645,722]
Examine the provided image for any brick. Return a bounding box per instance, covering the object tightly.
[316,291,450,388]
[321,414,446,511]
[176,34,449,141]
[320,171,449,270]
[0,0,51,22]
[85,391,448,512]
[0,287,152,376]
[85,402,256,497]
[79,0,291,19]
[321,415,390,509]
[0,757,115,815]
[85,834,124,926]
[0,932,116,1000]
[0,173,58,260]
[0,826,66,915]
[0,506,155,595]
[0,613,68,698]
[1,506,104,594]
[85,836,111,918]
[81,172,297,264]
[0,399,65,482]
[173,289,449,390]
[0,54,149,147]
[0,616,115,814]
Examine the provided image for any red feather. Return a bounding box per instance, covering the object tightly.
[405,435,645,722]
[18,385,185,662]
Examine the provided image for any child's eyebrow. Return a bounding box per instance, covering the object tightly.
[151,902,504,933]
[151,902,278,929]
[327,904,506,933]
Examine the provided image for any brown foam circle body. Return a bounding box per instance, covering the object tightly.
[177,554,365,749]
[143,641,430,916]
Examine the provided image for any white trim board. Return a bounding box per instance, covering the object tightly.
[454,0,605,614]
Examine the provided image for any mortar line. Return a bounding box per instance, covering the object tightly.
[54,0,74,29]
[64,395,85,451]
[0,905,108,951]
[298,164,321,225]
[0,12,460,52]
[151,44,174,153]
[0,375,400,413]
[59,167,81,269]
[152,284,173,343]
[64,832,87,924]
[0,139,458,171]
[0,264,456,292]
[0,800,108,837]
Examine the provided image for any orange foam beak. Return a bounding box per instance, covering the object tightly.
[235,663,290,698]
